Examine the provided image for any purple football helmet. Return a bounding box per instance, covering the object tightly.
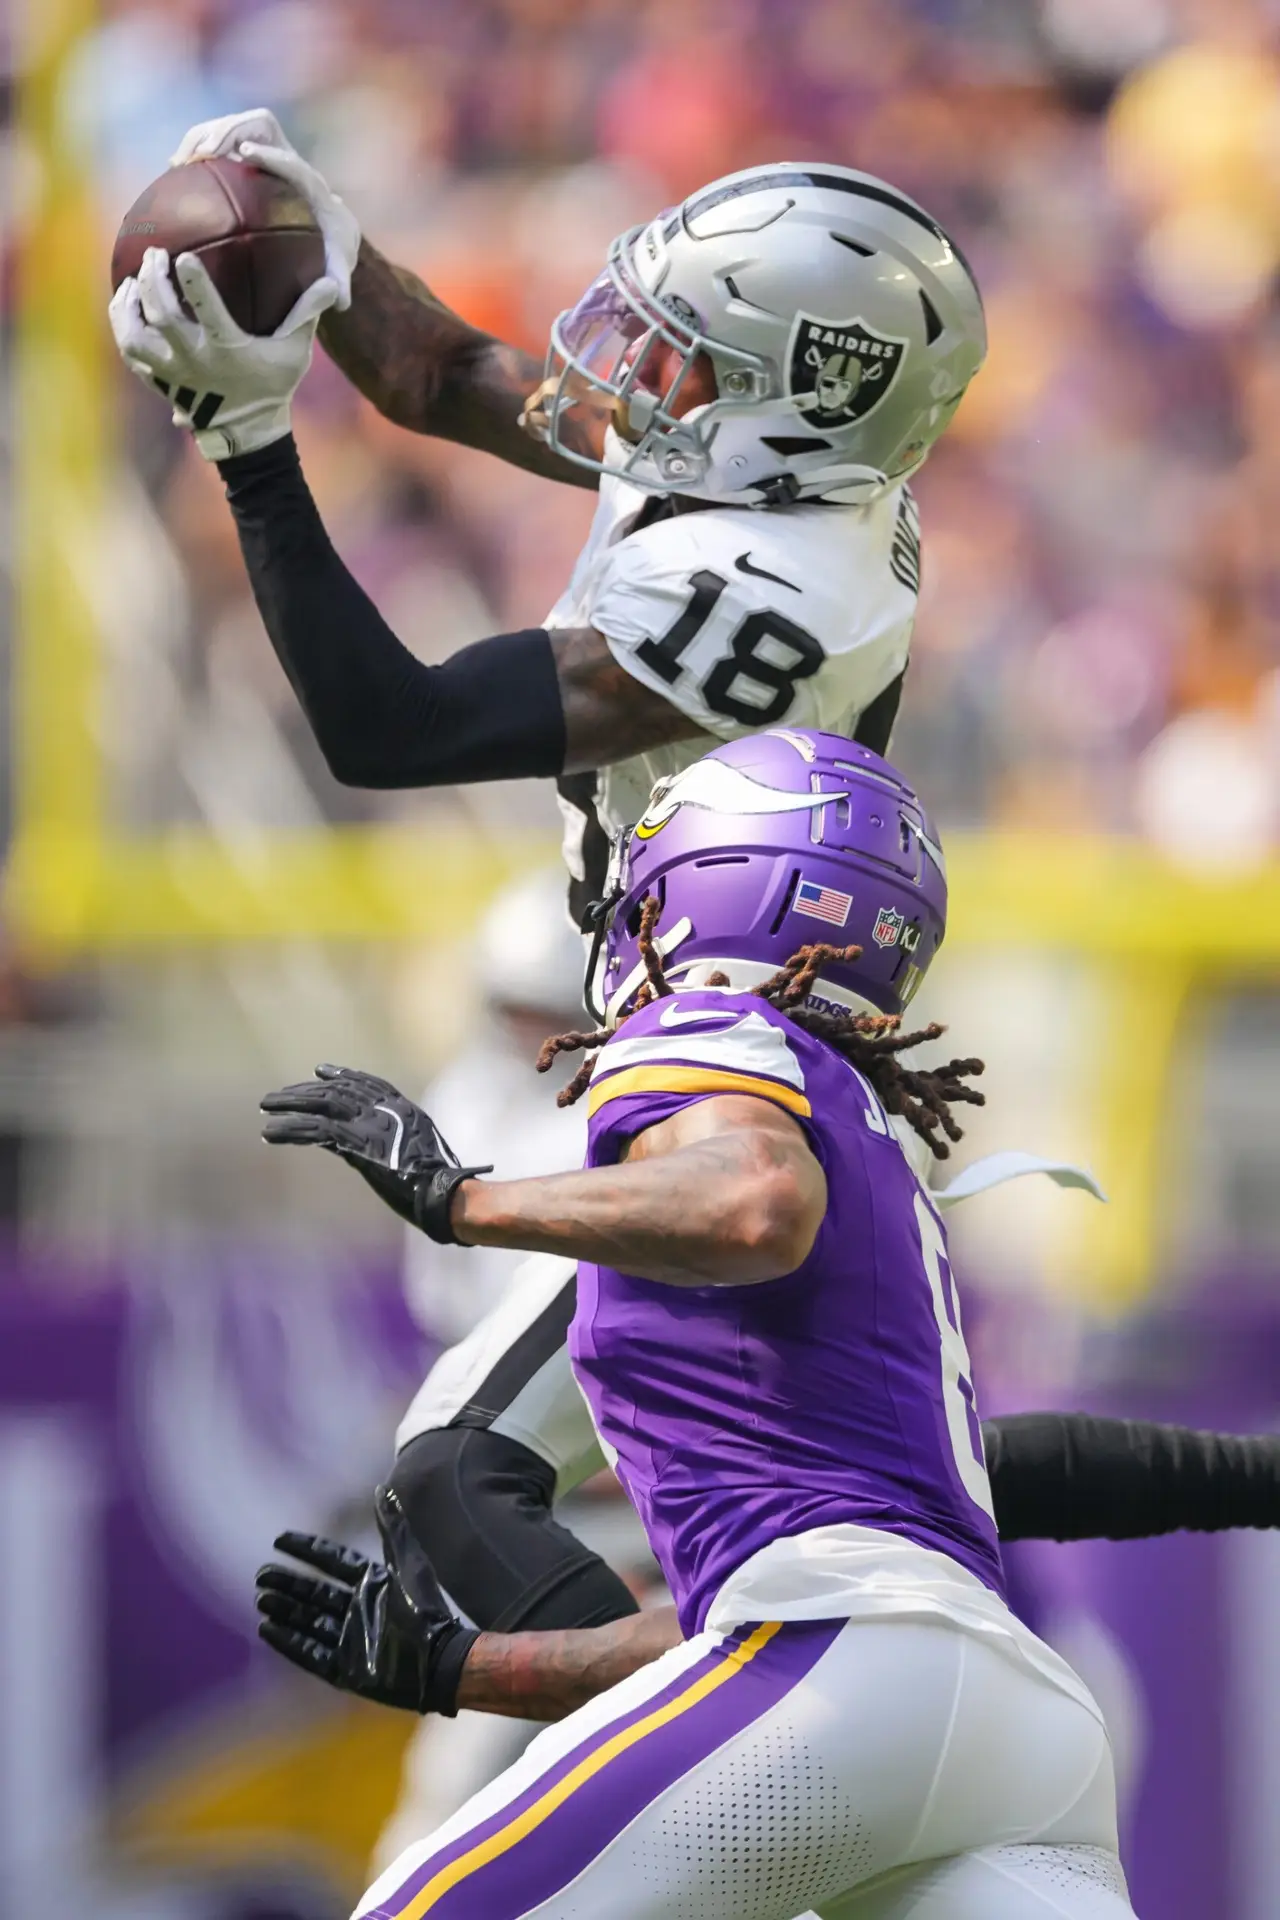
[590,729,947,1025]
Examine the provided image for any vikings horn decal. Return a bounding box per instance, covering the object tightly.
[634,759,847,839]
[787,313,909,428]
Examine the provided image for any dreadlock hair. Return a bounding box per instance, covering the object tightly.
[537,896,985,1159]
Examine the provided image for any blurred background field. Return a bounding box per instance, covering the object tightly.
[4,0,1280,1915]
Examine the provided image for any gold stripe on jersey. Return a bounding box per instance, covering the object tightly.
[586,1064,812,1121]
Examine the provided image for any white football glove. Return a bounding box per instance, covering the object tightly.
[171,108,360,311]
[109,245,337,460]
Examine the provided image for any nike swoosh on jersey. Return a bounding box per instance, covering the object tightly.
[734,552,800,593]
[658,1005,744,1029]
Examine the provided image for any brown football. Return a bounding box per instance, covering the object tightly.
[111,157,326,336]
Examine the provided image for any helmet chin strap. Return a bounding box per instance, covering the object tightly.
[601,916,695,1027]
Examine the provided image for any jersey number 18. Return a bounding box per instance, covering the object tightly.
[636,569,824,726]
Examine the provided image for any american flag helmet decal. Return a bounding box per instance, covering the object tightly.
[795,879,853,928]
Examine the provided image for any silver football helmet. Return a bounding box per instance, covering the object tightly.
[539,162,986,507]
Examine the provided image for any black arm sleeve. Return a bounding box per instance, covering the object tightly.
[984,1411,1280,1542]
[219,435,566,788]
[388,1427,640,1633]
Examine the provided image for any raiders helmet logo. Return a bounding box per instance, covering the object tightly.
[787,314,909,428]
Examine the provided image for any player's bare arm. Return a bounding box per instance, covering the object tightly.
[319,240,597,484]
[453,1093,825,1284]
[261,1067,826,1287]
[552,624,710,770]
[456,1607,682,1721]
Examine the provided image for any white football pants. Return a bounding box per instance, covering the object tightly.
[355,1612,1135,1920]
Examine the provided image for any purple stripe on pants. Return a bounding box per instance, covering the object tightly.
[370,1618,844,1920]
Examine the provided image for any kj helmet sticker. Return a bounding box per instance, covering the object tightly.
[788,314,909,428]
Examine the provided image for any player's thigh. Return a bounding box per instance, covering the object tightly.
[395,1252,603,1489]
[898,1627,1118,1866]
[356,1617,1119,1920]
[485,1618,1108,1919]
[354,1619,863,1920]
[815,1843,1135,1919]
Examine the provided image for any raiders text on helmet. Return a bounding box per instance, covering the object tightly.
[540,162,986,507]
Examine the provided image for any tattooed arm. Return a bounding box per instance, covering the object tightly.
[454,1095,827,1287]
[553,625,709,770]
[318,240,598,486]
[457,1607,682,1722]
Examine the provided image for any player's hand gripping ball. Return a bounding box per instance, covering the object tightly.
[109,239,335,459]
[109,112,361,459]
[169,108,361,309]
[111,154,327,335]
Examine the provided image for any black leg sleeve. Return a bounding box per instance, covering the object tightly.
[219,435,565,788]
[984,1411,1280,1542]
[388,1427,641,1633]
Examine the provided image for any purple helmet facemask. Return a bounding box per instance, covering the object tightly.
[587,730,948,1026]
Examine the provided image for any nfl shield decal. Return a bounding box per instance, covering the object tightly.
[788,313,909,427]
[872,905,904,948]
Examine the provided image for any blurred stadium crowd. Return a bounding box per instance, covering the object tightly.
[6,0,1280,864]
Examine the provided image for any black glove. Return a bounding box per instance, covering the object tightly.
[255,1483,480,1715]
[260,1063,491,1242]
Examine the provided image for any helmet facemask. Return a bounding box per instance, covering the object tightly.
[540,233,783,498]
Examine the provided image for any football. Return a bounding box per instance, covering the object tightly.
[111,157,326,336]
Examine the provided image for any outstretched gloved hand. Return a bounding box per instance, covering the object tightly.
[256,1484,479,1716]
[260,1062,492,1242]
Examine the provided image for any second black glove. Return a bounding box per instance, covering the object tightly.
[255,1483,479,1715]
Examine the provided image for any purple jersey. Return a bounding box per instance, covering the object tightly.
[570,989,1005,1636]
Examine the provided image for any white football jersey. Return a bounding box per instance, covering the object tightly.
[548,435,921,918]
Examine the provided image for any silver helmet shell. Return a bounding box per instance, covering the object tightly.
[541,162,986,507]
